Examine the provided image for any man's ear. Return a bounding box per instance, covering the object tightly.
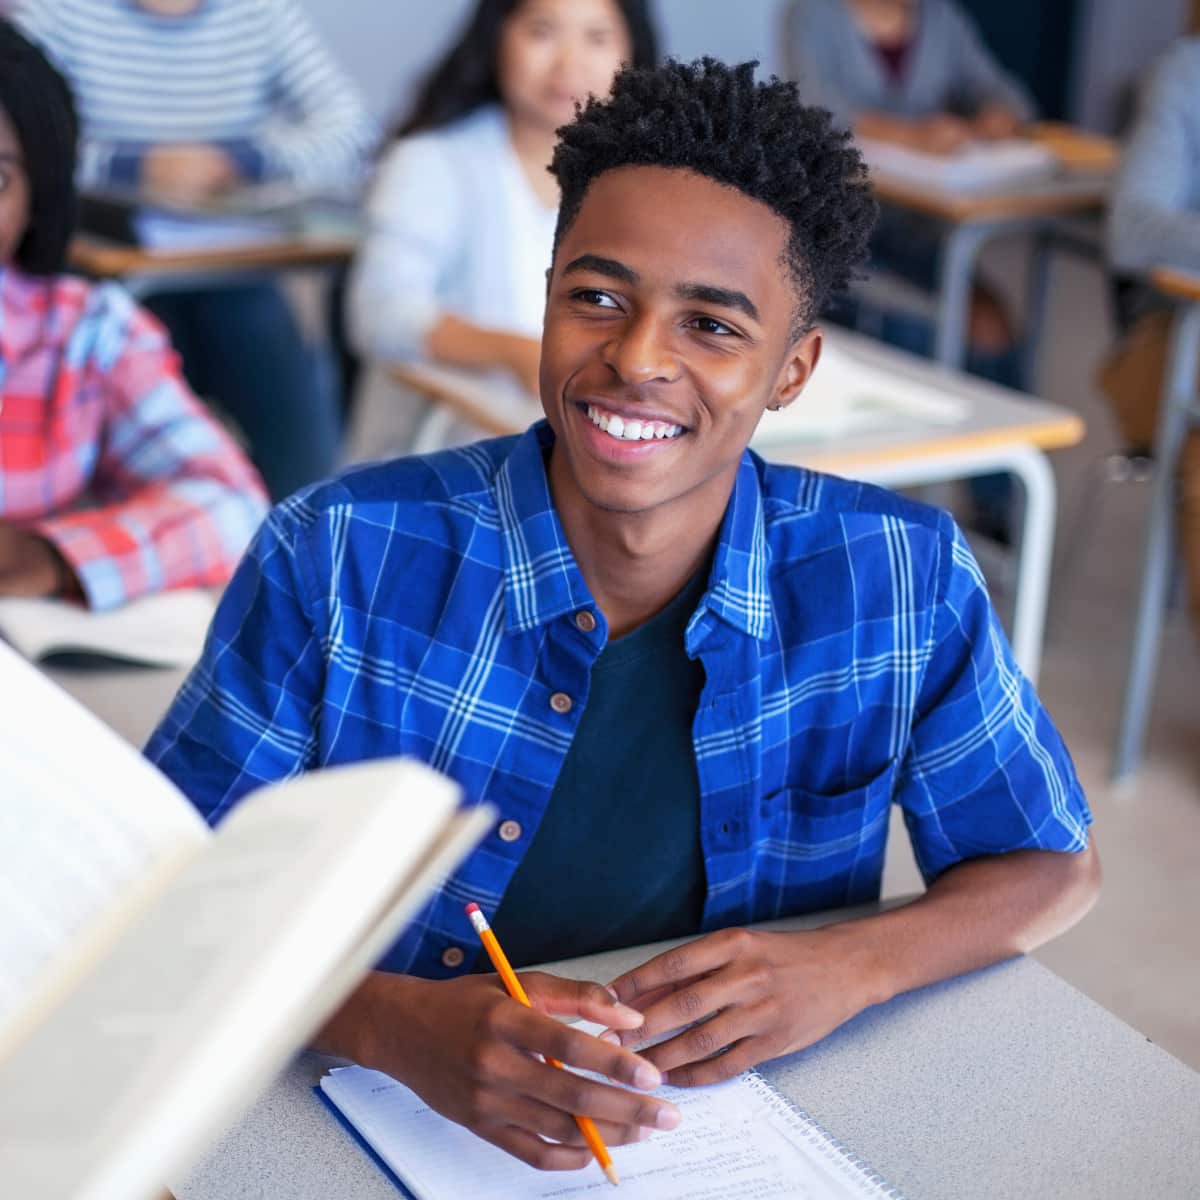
[768,327,822,413]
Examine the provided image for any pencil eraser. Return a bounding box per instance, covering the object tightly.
[465,902,480,915]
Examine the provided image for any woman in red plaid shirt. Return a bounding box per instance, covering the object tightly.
[0,21,267,611]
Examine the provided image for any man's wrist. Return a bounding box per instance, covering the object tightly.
[811,919,899,1010]
[318,970,426,1069]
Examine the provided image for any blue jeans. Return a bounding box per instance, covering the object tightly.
[145,282,340,499]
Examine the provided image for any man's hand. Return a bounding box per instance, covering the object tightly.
[973,104,1023,141]
[324,970,682,1171]
[143,144,238,201]
[0,525,76,598]
[605,926,882,1087]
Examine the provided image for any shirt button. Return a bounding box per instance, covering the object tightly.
[498,819,522,843]
[549,691,573,714]
[441,946,465,969]
[574,610,597,633]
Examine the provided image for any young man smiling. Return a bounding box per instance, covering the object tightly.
[148,59,1099,1172]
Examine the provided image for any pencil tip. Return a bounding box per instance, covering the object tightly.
[604,1164,620,1186]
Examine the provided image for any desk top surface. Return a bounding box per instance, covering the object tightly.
[392,328,1085,476]
[176,910,1200,1200]
[1153,265,1200,305]
[871,170,1109,223]
[68,231,356,279]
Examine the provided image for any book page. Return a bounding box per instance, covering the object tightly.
[0,643,206,1042]
[0,758,485,1200]
[858,136,1058,193]
[319,1051,901,1200]
[0,589,216,666]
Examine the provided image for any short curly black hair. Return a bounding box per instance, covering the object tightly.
[550,57,877,336]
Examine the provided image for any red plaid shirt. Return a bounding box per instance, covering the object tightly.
[0,267,268,610]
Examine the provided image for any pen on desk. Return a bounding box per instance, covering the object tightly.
[464,902,620,1187]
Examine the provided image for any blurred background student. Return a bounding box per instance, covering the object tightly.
[1104,35,1200,641]
[342,0,657,462]
[15,0,376,499]
[0,20,267,610]
[784,0,1032,540]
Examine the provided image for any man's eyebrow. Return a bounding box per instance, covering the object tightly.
[676,281,760,323]
[561,254,639,284]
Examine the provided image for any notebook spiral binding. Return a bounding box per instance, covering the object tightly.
[744,1070,906,1199]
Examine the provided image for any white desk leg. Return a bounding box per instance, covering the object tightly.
[1113,301,1200,781]
[1004,445,1056,686]
[934,223,995,369]
[860,443,1057,685]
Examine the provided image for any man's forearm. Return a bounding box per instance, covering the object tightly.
[829,841,1101,1009]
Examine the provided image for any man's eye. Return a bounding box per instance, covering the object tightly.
[573,289,620,309]
[692,316,735,336]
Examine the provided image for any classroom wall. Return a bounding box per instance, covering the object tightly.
[299,0,786,127]
[301,0,1190,136]
[1070,0,1190,131]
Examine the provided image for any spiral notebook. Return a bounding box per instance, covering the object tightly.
[318,1042,904,1200]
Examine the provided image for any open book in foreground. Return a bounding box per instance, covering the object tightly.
[0,641,493,1200]
[0,589,217,668]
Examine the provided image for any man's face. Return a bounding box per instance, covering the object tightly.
[540,165,819,521]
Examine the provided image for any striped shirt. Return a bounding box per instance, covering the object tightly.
[146,423,1091,979]
[0,266,268,610]
[15,0,376,190]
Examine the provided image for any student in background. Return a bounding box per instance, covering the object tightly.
[1106,37,1200,639]
[785,0,1033,539]
[0,22,267,609]
[15,0,377,499]
[149,60,1096,1171]
[343,0,657,461]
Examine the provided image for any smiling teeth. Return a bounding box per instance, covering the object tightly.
[586,406,682,441]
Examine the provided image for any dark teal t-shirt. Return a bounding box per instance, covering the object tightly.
[486,568,709,969]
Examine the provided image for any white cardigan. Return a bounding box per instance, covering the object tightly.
[347,104,558,364]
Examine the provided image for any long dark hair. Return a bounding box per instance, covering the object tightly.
[396,0,658,139]
[0,20,79,275]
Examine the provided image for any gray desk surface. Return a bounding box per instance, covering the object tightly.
[177,910,1200,1200]
[48,662,188,747]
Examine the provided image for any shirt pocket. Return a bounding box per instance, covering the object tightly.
[758,759,899,849]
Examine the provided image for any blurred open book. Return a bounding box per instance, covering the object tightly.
[0,642,492,1200]
[0,589,217,667]
[857,135,1059,193]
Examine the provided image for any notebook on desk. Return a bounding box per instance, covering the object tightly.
[858,136,1059,194]
[318,1032,904,1200]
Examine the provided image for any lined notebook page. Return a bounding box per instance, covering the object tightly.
[320,1061,902,1200]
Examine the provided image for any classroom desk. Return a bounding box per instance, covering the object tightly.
[68,228,357,301]
[393,329,1084,683]
[868,142,1112,379]
[174,905,1200,1200]
[1113,266,1200,780]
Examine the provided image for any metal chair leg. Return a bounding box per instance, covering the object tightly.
[1113,303,1200,781]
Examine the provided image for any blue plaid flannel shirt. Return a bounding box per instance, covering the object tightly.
[146,422,1091,979]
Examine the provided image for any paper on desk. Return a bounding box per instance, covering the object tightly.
[857,136,1059,193]
[751,336,966,445]
[320,1022,900,1199]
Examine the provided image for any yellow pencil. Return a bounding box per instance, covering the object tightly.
[465,902,620,1187]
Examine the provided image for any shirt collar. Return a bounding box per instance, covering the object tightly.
[494,422,774,641]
